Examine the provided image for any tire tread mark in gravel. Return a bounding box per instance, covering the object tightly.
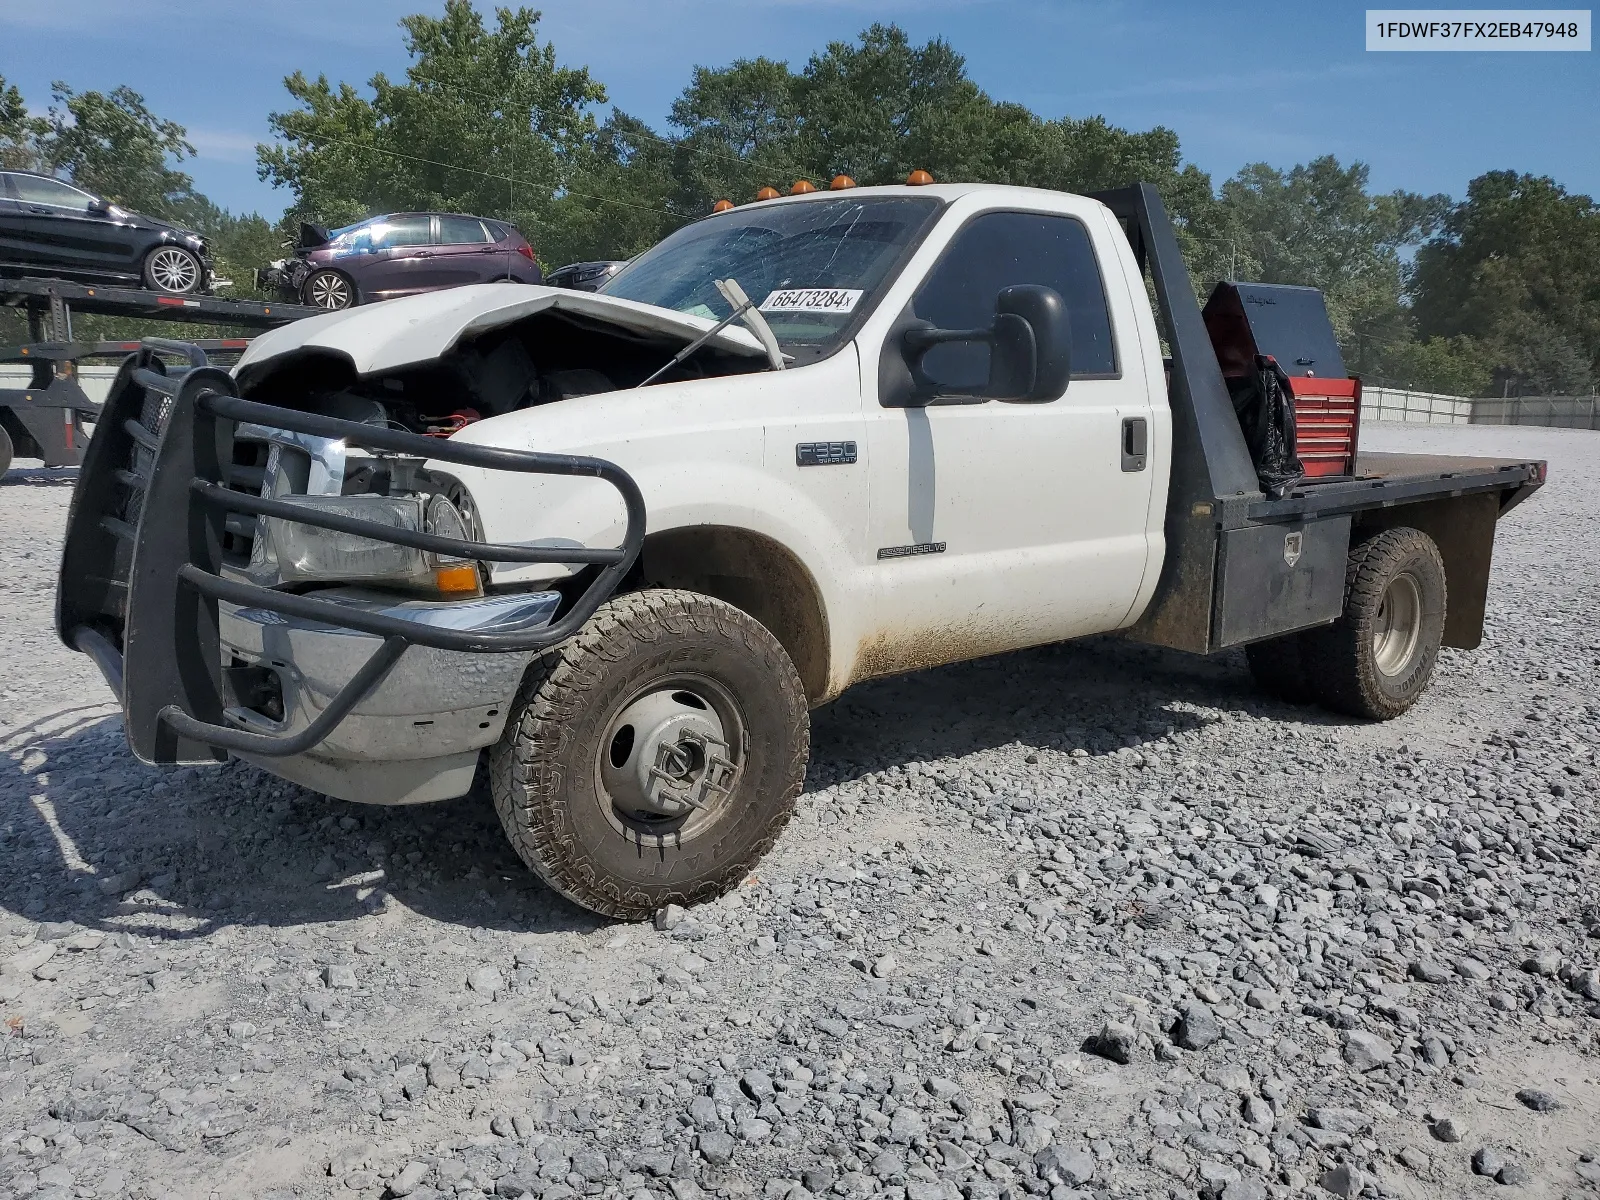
[489,588,809,919]
[1302,526,1447,720]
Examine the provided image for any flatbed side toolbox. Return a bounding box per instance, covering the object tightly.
[1212,515,1351,648]
[1203,282,1361,478]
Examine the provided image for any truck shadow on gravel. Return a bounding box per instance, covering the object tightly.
[807,631,1328,784]
[0,633,1320,940]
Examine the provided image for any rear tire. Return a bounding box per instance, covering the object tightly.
[1245,635,1312,704]
[142,245,203,295]
[1301,527,1447,720]
[0,424,12,477]
[489,589,809,920]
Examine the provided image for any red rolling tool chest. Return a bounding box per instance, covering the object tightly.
[1201,281,1362,478]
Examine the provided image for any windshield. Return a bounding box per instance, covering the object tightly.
[602,196,942,362]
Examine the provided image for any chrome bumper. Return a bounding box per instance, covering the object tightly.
[219,588,559,804]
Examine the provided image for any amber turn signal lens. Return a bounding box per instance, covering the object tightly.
[711,199,734,213]
[434,562,481,595]
[830,174,857,190]
[755,186,781,201]
[906,169,934,186]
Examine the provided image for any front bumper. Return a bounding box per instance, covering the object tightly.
[254,258,308,301]
[55,340,644,796]
[219,588,558,804]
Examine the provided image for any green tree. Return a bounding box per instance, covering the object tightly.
[257,0,608,261]
[659,27,1215,232]
[0,73,46,170]
[793,25,1006,187]
[43,83,200,219]
[1412,171,1600,395]
[542,112,678,265]
[1373,335,1493,396]
[1209,156,1448,376]
[666,57,808,210]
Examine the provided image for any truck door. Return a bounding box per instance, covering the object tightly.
[861,205,1159,671]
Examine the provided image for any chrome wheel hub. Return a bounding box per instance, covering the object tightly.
[1373,571,1423,677]
[599,685,741,829]
[309,274,351,309]
[149,248,197,293]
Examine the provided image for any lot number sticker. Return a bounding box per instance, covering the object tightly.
[760,288,863,314]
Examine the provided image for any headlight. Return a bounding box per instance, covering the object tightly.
[265,493,481,596]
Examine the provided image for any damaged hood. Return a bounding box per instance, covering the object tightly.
[234,282,768,381]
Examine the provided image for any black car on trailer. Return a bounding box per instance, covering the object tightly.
[0,171,216,295]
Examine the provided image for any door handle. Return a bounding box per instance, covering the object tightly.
[412,250,432,258]
[1121,416,1148,472]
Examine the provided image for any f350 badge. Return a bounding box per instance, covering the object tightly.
[796,441,857,467]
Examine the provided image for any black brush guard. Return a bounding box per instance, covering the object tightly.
[56,339,645,767]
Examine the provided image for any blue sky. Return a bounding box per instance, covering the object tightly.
[2,0,1595,218]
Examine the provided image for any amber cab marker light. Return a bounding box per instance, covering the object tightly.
[711,199,734,213]
[906,169,934,186]
[755,186,781,201]
[790,180,817,194]
[434,562,482,596]
[830,174,857,190]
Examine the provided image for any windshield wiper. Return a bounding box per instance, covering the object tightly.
[715,278,785,372]
[635,277,786,388]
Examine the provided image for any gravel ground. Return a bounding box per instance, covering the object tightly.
[1,423,1597,1200]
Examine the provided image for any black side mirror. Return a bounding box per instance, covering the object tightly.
[87,197,111,216]
[883,284,1072,406]
[993,285,1072,401]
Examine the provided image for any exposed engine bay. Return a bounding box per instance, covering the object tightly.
[219,287,773,597]
[235,299,768,438]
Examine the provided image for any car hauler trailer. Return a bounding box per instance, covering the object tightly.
[0,276,319,473]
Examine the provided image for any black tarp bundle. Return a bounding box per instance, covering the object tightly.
[1227,354,1304,499]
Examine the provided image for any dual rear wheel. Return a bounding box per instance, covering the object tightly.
[1246,526,1448,719]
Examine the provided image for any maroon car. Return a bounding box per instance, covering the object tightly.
[256,212,541,309]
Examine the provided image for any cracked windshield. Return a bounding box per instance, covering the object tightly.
[602,195,942,362]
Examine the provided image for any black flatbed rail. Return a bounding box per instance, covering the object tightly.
[1251,452,1544,522]
[1091,184,1545,655]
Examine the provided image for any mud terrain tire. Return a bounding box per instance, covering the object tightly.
[1301,526,1447,720]
[489,589,809,920]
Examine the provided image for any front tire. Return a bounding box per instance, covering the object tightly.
[0,423,12,477]
[142,245,203,295]
[489,589,809,920]
[302,269,355,310]
[1301,527,1447,720]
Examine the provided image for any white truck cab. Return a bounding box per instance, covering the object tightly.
[58,182,1545,920]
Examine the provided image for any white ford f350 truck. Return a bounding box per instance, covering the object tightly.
[57,183,1544,919]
